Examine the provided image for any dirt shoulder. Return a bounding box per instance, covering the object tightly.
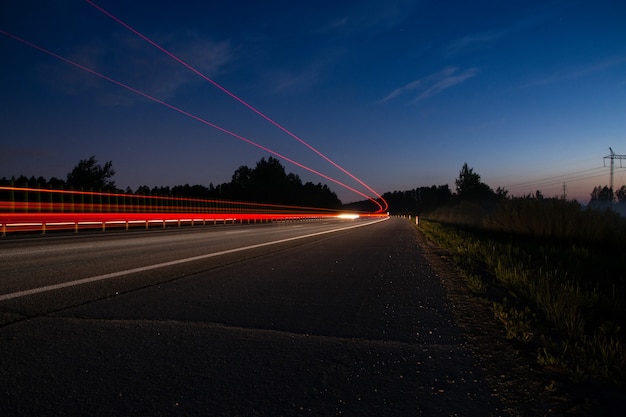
[414,225,624,417]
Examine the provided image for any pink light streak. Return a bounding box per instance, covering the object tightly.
[0,29,384,212]
[85,0,388,213]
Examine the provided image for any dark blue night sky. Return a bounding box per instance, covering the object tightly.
[2,1,625,203]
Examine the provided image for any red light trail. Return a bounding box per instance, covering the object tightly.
[0,186,342,214]
[85,0,388,213]
[0,186,385,235]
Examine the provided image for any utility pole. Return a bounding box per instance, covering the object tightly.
[603,147,626,200]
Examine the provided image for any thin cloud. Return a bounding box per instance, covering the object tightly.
[266,50,342,95]
[174,36,232,78]
[379,77,427,103]
[446,10,552,56]
[49,31,233,106]
[518,55,626,89]
[317,0,418,35]
[379,67,478,104]
[412,67,478,102]
[269,66,322,95]
[446,31,507,56]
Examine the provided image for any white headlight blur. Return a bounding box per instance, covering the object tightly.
[336,213,360,220]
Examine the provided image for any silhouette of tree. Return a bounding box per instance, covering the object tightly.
[455,163,494,201]
[589,185,614,211]
[250,157,292,203]
[3,155,342,208]
[48,177,65,189]
[229,165,254,200]
[614,185,626,203]
[135,185,151,195]
[590,185,613,202]
[213,157,340,208]
[66,156,116,191]
[299,181,341,208]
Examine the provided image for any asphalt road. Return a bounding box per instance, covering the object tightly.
[0,217,509,416]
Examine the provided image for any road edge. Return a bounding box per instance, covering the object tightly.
[411,220,585,416]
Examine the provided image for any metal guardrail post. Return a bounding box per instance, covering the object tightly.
[23,187,28,213]
[36,185,41,212]
[9,181,15,212]
[48,185,53,212]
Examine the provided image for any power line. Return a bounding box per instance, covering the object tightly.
[502,166,605,189]
[503,166,626,199]
[503,168,610,196]
[507,172,616,194]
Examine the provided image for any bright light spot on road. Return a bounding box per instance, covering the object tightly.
[337,213,360,220]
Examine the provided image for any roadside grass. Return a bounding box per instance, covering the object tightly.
[417,209,626,386]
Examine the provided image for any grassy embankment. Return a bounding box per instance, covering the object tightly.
[419,198,626,386]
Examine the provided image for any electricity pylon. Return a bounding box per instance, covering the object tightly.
[604,147,626,199]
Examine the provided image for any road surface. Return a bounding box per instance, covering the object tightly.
[0,217,509,416]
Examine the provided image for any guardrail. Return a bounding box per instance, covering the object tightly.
[0,186,376,235]
[0,212,334,236]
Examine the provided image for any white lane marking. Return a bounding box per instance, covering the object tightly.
[0,217,388,301]
[0,244,97,258]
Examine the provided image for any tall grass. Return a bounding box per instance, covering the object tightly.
[420,197,626,384]
[486,197,626,243]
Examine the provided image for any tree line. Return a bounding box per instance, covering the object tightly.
[348,162,626,215]
[345,163,508,214]
[0,156,342,209]
[589,185,626,210]
[3,157,624,214]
